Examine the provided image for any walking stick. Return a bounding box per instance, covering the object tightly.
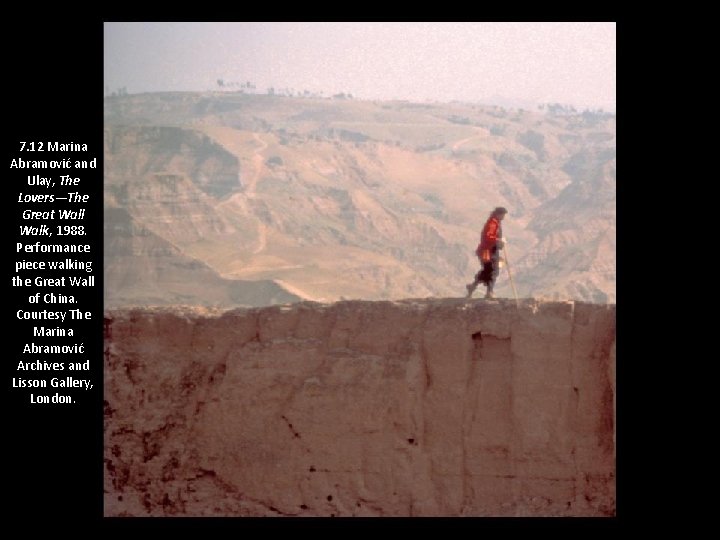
[503,244,520,308]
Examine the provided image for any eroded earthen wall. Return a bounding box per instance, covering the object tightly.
[104,299,615,516]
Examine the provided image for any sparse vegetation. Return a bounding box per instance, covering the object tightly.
[517,130,546,159]
[487,107,507,119]
[447,115,471,125]
[104,92,616,305]
[579,109,614,127]
[415,142,445,153]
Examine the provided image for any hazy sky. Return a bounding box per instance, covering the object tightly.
[104,22,615,110]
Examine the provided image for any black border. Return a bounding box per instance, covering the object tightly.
[5,18,630,532]
[5,18,104,527]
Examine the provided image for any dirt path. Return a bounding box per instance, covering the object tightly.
[248,134,269,253]
[452,135,475,152]
[451,127,489,152]
[246,133,268,197]
[203,128,269,253]
[253,222,267,254]
[273,279,320,302]
[199,127,267,194]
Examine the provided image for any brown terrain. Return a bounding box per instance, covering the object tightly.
[104,92,615,307]
[104,298,615,517]
[103,93,616,517]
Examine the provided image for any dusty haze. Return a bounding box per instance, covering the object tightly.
[104,22,616,112]
[104,92,615,307]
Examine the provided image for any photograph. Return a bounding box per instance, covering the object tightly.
[99,21,617,518]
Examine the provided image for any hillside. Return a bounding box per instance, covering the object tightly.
[104,92,615,306]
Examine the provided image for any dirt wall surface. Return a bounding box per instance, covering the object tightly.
[104,298,615,516]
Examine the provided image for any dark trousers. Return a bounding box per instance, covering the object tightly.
[474,248,500,291]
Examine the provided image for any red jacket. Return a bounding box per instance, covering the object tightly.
[476,216,501,263]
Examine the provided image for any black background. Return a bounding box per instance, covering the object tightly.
[5,19,103,526]
[3,17,639,532]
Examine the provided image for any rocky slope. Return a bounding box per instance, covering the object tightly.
[104,298,615,516]
[104,206,300,307]
[104,93,615,306]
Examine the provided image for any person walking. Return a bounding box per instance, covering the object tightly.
[466,207,507,299]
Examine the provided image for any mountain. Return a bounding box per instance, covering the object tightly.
[104,92,615,306]
[104,206,300,308]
